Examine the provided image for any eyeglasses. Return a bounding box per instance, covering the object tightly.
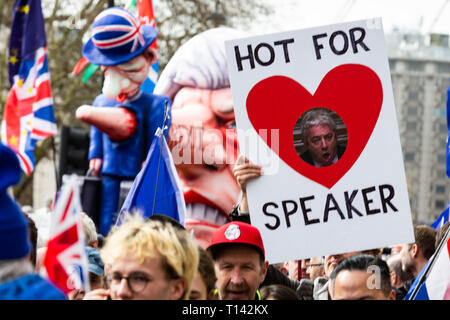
[106,272,150,293]
[306,263,324,267]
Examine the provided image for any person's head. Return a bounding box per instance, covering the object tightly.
[284,260,299,280]
[390,245,402,255]
[435,221,450,248]
[189,247,216,300]
[272,262,288,276]
[300,108,338,166]
[306,256,325,281]
[101,214,199,300]
[83,7,158,101]
[386,254,414,288]
[86,246,105,288]
[80,212,98,248]
[330,254,395,300]
[399,225,437,277]
[260,284,300,300]
[324,251,362,278]
[300,259,310,279]
[207,222,268,300]
[146,214,186,231]
[362,248,382,258]
[69,246,106,300]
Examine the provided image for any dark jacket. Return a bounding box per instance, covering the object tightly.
[260,265,314,300]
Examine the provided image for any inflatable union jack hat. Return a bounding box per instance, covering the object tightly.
[82,7,157,66]
[207,221,265,260]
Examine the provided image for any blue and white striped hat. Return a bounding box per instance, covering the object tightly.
[82,7,157,66]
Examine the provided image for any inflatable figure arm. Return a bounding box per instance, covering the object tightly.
[76,105,137,141]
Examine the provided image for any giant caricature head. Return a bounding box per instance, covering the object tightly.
[154,28,247,248]
[82,7,157,102]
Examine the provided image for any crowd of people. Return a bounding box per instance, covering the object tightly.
[1,6,448,303]
[1,138,448,301]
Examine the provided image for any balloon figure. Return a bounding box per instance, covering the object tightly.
[76,7,171,235]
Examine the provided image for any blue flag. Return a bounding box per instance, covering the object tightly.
[141,62,158,93]
[432,202,450,230]
[8,0,46,86]
[446,84,450,178]
[116,129,186,226]
[2,0,57,175]
[406,228,450,300]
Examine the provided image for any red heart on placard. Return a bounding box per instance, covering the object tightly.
[246,64,383,189]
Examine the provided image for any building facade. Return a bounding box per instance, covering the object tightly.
[387,31,450,224]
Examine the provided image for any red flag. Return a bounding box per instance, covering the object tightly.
[71,57,89,76]
[42,176,90,295]
[137,0,157,52]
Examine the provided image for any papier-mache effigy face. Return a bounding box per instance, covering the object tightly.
[154,27,249,248]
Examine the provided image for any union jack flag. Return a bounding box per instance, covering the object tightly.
[128,0,159,93]
[42,176,90,295]
[1,0,57,175]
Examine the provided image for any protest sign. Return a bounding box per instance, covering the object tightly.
[225,18,415,263]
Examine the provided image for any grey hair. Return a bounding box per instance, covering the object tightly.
[0,258,34,284]
[154,27,248,100]
[300,108,337,143]
[80,212,98,245]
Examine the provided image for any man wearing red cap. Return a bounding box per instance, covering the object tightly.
[207,221,268,300]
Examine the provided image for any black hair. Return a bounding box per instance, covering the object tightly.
[146,214,185,230]
[24,213,37,267]
[260,284,300,300]
[330,254,392,297]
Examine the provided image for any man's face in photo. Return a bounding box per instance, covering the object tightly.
[214,245,267,300]
[305,124,338,166]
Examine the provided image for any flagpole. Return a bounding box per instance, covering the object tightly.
[409,225,450,299]
[51,136,60,191]
[151,100,170,217]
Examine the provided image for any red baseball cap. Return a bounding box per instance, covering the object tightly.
[207,221,265,259]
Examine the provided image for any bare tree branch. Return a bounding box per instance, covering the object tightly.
[1,0,272,204]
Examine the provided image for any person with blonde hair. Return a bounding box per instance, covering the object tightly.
[84,214,199,300]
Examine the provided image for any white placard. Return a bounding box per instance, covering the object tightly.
[225,18,415,264]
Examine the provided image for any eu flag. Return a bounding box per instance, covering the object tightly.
[1,0,57,175]
[447,84,450,178]
[8,0,46,86]
[432,202,450,230]
[117,128,186,226]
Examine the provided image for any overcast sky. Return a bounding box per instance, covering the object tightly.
[251,0,450,35]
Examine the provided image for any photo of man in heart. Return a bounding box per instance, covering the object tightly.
[294,108,347,167]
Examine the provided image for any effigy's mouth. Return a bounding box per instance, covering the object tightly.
[185,203,229,227]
